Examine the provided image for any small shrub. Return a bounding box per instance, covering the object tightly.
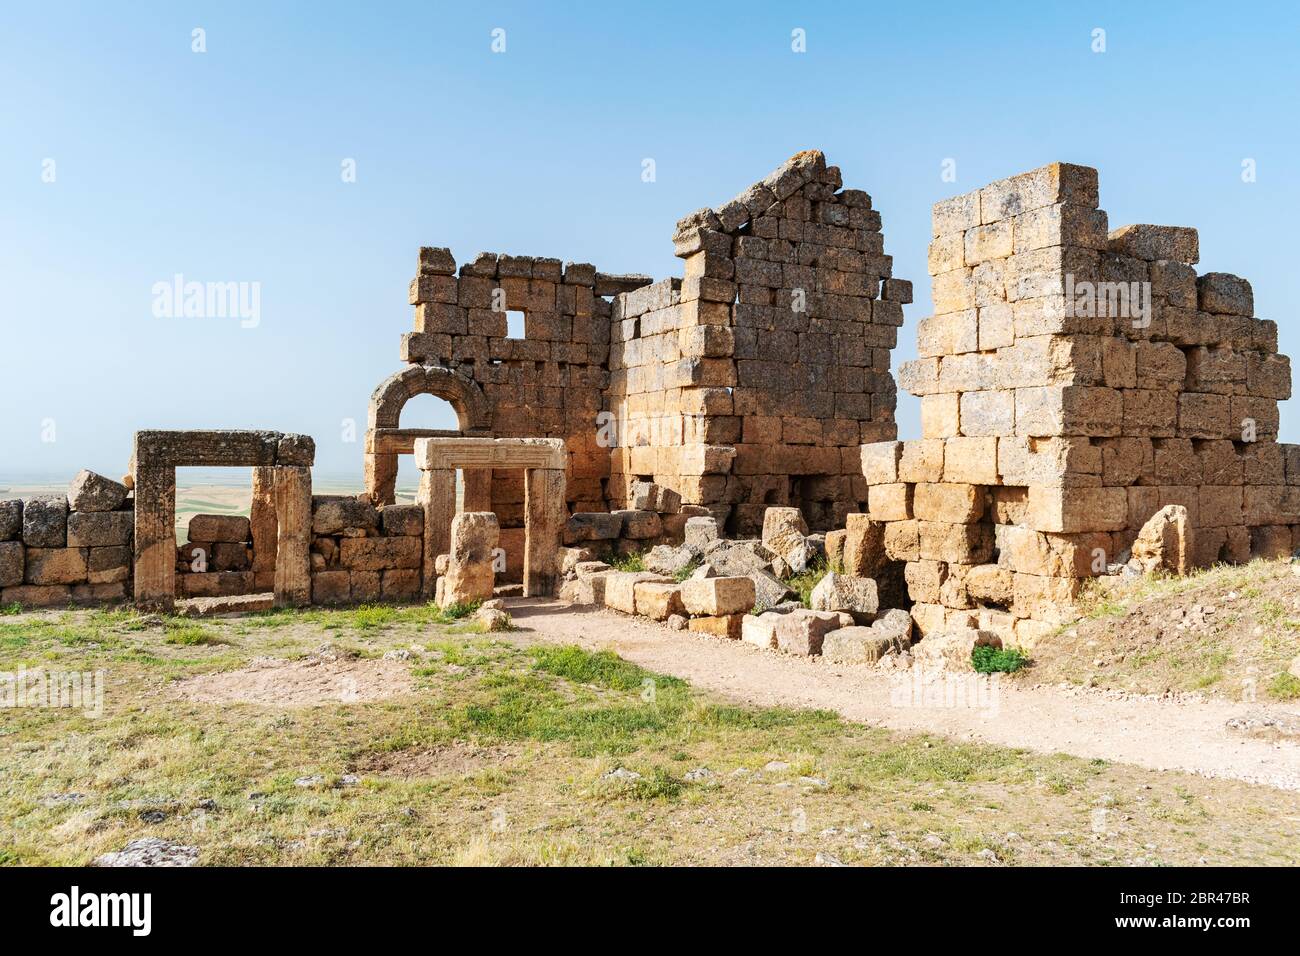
[606,551,646,573]
[783,559,829,608]
[671,560,700,583]
[1267,671,1300,701]
[440,601,481,620]
[971,645,1030,674]
[0,603,21,616]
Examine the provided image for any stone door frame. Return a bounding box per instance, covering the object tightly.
[131,430,314,610]
[414,437,565,598]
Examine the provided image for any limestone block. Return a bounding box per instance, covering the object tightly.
[615,509,662,540]
[809,571,878,622]
[380,504,424,537]
[1130,505,1191,576]
[0,499,21,541]
[918,521,993,564]
[898,440,944,483]
[688,614,744,639]
[913,628,1001,672]
[842,513,886,576]
[67,470,128,513]
[66,511,132,549]
[681,576,756,616]
[603,571,671,614]
[210,542,250,572]
[339,536,422,571]
[741,611,783,649]
[179,571,254,598]
[563,512,623,544]
[24,547,87,586]
[1198,273,1253,316]
[860,441,902,484]
[773,608,841,656]
[634,581,684,621]
[1,584,72,607]
[312,570,351,605]
[85,546,129,585]
[311,496,379,536]
[684,515,720,551]
[867,483,911,522]
[440,511,499,608]
[188,514,251,543]
[1026,486,1128,533]
[883,520,920,561]
[822,623,905,664]
[912,483,983,524]
[23,497,67,548]
[959,392,1015,438]
[1107,224,1198,264]
[761,506,810,566]
[0,541,23,587]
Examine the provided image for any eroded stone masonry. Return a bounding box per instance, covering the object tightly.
[3,152,1296,661]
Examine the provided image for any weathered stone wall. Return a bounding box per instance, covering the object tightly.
[308,495,424,605]
[606,150,910,536]
[0,471,134,607]
[402,249,648,525]
[864,161,1299,645]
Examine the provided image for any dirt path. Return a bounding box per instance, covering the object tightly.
[503,598,1300,792]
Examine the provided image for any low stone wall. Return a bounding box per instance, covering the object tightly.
[0,471,134,608]
[308,495,424,605]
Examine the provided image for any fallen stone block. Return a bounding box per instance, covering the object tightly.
[761,506,811,571]
[741,611,783,649]
[773,608,841,656]
[67,470,128,513]
[603,571,670,614]
[913,628,1002,672]
[634,581,684,621]
[688,614,744,639]
[1130,504,1191,576]
[614,509,662,540]
[681,575,756,616]
[809,571,879,622]
[645,544,696,577]
[684,516,720,551]
[822,626,904,664]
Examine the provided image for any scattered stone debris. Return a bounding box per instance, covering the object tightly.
[93,838,198,867]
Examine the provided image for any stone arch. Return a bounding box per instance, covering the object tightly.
[368,364,491,433]
[364,365,493,504]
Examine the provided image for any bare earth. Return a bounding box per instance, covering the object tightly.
[503,598,1300,792]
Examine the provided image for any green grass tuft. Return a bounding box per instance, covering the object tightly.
[1267,671,1300,701]
[972,645,1030,673]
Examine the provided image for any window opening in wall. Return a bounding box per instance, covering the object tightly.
[506,310,525,339]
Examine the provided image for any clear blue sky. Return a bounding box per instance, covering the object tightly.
[3,0,1298,483]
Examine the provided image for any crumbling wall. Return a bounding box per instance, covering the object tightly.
[608,150,910,536]
[864,161,1299,646]
[308,496,424,604]
[0,471,134,607]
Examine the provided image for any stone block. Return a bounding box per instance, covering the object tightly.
[311,570,351,605]
[563,512,623,544]
[0,541,23,587]
[603,571,670,614]
[188,514,251,543]
[1198,273,1252,315]
[809,571,879,621]
[634,581,684,621]
[66,511,132,548]
[311,496,379,535]
[773,608,842,656]
[681,576,756,616]
[339,536,422,571]
[913,483,983,524]
[688,614,745,639]
[380,504,424,537]
[67,470,129,513]
[23,497,67,548]
[615,509,662,540]
[0,500,21,541]
[24,547,87,586]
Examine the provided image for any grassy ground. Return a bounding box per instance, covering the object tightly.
[1,602,1298,866]
[1026,558,1300,700]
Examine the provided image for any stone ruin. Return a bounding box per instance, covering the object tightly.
[1,152,1296,664]
[862,162,1297,646]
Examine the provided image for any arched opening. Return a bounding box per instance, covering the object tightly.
[394,393,459,503]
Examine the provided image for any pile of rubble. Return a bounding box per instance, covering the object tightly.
[559,504,916,665]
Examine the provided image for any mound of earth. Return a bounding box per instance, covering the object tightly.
[1025,558,1300,699]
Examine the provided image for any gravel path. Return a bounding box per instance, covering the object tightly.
[505,598,1300,792]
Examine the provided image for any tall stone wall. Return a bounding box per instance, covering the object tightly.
[864,161,1299,645]
[607,150,910,535]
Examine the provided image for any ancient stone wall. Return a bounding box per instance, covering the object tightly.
[0,471,134,607]
[863,161,1300,645]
